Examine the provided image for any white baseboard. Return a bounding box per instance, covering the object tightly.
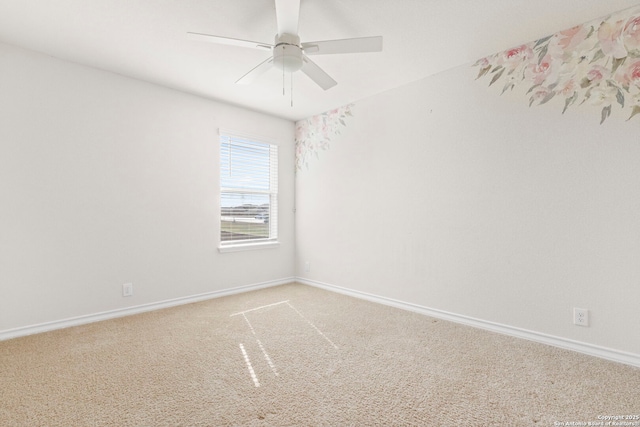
[0,277,295,341]
[297,277,640,369]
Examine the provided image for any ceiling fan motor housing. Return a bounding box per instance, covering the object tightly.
[273,33,303,72]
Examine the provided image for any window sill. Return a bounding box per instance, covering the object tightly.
[218,241,280,253]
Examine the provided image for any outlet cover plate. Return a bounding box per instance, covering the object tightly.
[573,307,589,326]
[122,283,133,297]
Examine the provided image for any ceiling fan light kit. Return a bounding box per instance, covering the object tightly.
[273,33,303,73]
[187,0,383,92]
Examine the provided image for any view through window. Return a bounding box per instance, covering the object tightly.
[220,132,278,245]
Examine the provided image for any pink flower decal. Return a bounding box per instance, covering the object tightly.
[586,66,608,83]
[617,60,640,87]
[295,104,354,170]
[476,57,491,68]
[474,6,640,123]
[598,20,627,59]
[558,25,588,51]
[587,83,618,106]
[624,16,640,50]
[501,45,534,69]
[526,55,558,85]
[558,79,577,97]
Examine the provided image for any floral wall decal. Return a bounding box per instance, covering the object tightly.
[474,6,640,124]
[295,104,354,170]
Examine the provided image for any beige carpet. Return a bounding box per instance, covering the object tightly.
[1,283,638,426]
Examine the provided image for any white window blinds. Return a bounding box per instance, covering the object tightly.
[220,132,278,245]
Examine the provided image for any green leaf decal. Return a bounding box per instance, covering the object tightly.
[501,83,515,94]
[627,105,640,121]
[562,93,578,114]
[612,56,626,74]
[586,26,595,39]
[489,68,505,86]
[600,105,612,124]
[580,87,593,106]
[538,45,548,64]
[539,91,556,105]
[533,35,553,49]
[476,66,491,79]
[590,49,605,63]
[527,84,541,94]
[616,89,625,108]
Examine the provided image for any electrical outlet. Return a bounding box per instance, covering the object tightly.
[122,283,133,297]
[573,308,589,326]
[304,261,310,272]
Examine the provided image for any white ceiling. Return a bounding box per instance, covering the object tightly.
[1,0,639,121]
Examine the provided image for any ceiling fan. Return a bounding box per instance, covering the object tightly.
[187,0,383,90]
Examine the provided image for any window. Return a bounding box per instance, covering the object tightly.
[219,130,278,251]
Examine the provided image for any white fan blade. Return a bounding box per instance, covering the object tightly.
[187,32,272,50]
[301,55,337,90]
[302,36,383,55]
[275,0,300,36]
[236,57,274,85]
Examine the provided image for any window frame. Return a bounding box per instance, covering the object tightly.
[218,129,279,253]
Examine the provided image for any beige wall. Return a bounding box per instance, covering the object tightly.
[295,62,640,356]
[0,42,295,332]
[3,36,639,360]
